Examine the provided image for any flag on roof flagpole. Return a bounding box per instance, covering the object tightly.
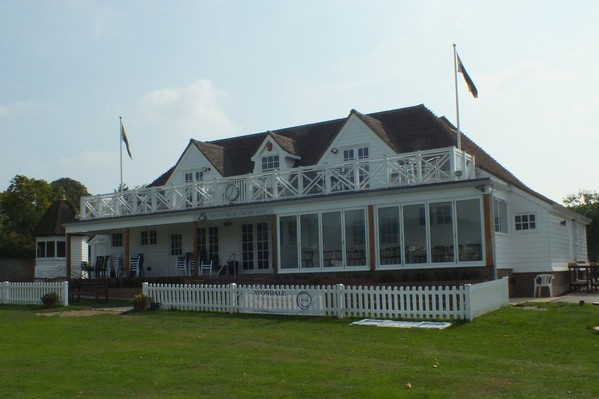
[457,54,478,98]
[119,116,132,192]
[452,44,478,151]
[121,118,132,159]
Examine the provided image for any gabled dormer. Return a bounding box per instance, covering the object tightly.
[165,139,224,185]
[319,109,398,167]
[250,131,301,174]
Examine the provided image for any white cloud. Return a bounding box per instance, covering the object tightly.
[139,79,240,140]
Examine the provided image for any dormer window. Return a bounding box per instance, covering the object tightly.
[185,171,204,183]
[261,155,280,172]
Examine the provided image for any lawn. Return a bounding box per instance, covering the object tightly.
[1,302,598,398]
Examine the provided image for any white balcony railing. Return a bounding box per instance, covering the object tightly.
[80,147,475,220]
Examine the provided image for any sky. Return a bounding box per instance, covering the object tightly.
[1,1,598,204]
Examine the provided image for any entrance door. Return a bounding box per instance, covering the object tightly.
[241,222,270,271]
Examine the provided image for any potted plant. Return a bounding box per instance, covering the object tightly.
[131,293,151,311]
[41,292,60,308]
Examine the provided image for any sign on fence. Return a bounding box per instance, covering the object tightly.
[236,285,326,316]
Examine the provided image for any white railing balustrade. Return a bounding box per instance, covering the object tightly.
[143,278,508,321]
[0,281,69,306]
[81,147,475,220]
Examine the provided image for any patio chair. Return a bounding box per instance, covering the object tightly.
[176,256,187,276]
[94,256,107,278]
[200,260,213,276]
[534,274,554,297]
[129,254,143,278]
[80,261,93,279]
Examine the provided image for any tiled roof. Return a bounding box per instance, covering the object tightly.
[34,198,78,236]
[147,104,550,204]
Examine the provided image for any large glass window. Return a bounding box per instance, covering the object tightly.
[404,204,427,264]
[300,214,320,268]
[322,212,343,267]
[345,209,366,266]
[429,202,454,263]
[456,199,483,262]
[378,206,401,265]
[36,240,66,258]
[493,199,508,234]
[279,216,298,269]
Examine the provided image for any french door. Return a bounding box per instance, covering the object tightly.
[241,222,270,271]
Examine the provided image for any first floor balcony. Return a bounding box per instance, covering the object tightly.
[80,146,475,220]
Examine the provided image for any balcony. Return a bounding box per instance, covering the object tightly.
[80,146,475,220]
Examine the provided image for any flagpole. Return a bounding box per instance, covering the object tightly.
[453,43,461,151]
[119,116,123,192]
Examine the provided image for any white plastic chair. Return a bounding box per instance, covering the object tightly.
[200,260,213,276]
[175,256,187,276]
[534,274,554,297]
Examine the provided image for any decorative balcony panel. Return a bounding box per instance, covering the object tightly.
[80,147,475,220]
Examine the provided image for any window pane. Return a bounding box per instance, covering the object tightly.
[378,206,401,265]
[46,241,55,258]
[322,212,342,267]
[404,204,427,264]
[37,241,46,258]
[56,241,66,258]
[256,223,269,270]
[208,227,219,263]
[301,214,320,268]
[279,216,298,269]
[170,234,182,256]
[494,199,508,234]
[345,209,366,266]
[429,202,454,263]
[457,199,483,262]
[242,224,254,270]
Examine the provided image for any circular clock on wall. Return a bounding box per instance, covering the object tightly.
[225,184,240,201]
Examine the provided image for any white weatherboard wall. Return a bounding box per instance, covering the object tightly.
[168,145,222,186]
[320,115,394,167]
[502,189,551,273]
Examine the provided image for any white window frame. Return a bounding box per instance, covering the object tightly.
[261,155,280,172]
[514,213,537,232]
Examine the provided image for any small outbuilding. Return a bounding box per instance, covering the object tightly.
[34,196,89,279]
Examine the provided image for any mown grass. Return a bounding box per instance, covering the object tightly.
[1,302,598,398]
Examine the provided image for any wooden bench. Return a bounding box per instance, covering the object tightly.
[70,279,109,303]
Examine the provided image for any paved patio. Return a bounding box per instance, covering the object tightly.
[510,291,599,305]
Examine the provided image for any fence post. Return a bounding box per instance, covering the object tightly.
[62,281,69,306]
[336,284,345,319]
[1,281,8,304]
[229,283,237,314]
[464,284,473,321]
[142,282,149,296]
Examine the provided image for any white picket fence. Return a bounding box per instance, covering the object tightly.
[143,277,509,321]
[0,281,69,306]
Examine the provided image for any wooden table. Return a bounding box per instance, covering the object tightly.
[568,262,599,292]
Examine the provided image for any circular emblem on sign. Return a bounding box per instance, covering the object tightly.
[296,291,312,310]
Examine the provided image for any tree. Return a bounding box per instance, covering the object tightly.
[50,177,90,211]
[563,190,599,261]
[0,175,90,259]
